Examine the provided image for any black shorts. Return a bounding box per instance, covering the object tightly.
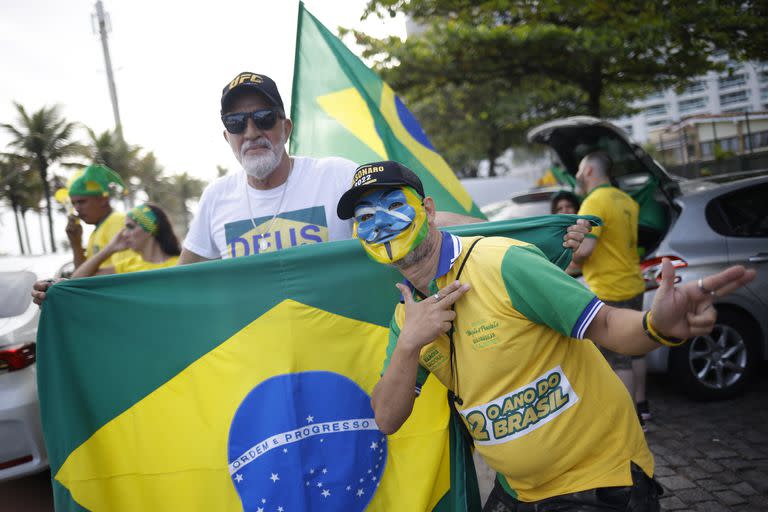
[482,463,662,512]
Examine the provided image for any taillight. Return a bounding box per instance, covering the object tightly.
[640,256,687,291]
[0,342,36,372]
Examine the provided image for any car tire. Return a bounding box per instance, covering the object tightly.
[668,309,761,401]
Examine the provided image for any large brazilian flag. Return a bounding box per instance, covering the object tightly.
[289,2,484,219]
[37,217,585,511]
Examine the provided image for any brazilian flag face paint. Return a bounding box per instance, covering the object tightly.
[353,186,428,264]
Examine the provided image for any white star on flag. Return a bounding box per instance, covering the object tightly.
[370,441,378,450]
[270,473,279,482]
[322,489,331,498]
[282,448,288,453]
[306,415,314,423]
[261,498,266,504]
[357,489,365,497]
[322,468,328,474]
[317,482,323,488]
[256,508,263,512]
[346,485,352,491]
[235,474,243,483]
[278,507,284,512]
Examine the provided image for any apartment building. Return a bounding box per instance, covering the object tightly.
[613,59,768,144]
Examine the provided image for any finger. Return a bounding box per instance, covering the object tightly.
[435,280,462,300]
[700,266,756,297]
[686,310,716,328]
[395,283,414,304]
[563,230,585,242]
[31,291,46,305]
[32,280,51,292]
[439,283,471,307]
[440,321,453,333]
[658,257,676,294]
[566,223,589,235]
[443,310,457,322]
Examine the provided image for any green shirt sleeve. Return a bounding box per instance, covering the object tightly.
[382,309,431,394]
[501,244,599,337]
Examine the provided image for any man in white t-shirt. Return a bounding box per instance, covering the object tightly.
[180,72,358,262]
[179,71,589,264]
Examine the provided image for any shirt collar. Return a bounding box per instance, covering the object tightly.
[584,182,612,200]
[401,232,463,300]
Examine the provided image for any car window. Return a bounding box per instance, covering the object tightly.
[707,183,768,238]
[0,271,36,317]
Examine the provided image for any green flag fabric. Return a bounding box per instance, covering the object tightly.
[37,217,590,511]
[289,2,484,219]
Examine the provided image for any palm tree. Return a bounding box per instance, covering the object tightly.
[0,154,42,254]
[86,126,140,204]
[2,103,85,252]
[167,172,205,233]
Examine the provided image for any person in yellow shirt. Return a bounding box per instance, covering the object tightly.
[71,203,180,277]
[337,160,755,510]
[570,151,648,425]
[65,164,133,271]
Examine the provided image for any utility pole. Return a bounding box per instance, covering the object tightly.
[92,0,122,130]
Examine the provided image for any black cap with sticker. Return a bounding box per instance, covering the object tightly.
[337,161,425,219]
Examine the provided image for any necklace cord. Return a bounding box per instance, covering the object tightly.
[244,158,293,247]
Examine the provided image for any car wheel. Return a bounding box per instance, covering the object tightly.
[668,309,760,400]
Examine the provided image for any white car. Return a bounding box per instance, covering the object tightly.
[0,254,71,482]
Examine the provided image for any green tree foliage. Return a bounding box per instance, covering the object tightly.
[0,154,42,254]
[1,104,86,252]
[85,130,206,238]
[353,0,766,174]
[360,1,766,116]
[87,127,141,197]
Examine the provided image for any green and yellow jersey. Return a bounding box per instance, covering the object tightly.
[113,254,178,274]
[383,233,652,502]
[578,185,645,301]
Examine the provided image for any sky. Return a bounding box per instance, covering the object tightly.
[0,0,407,255]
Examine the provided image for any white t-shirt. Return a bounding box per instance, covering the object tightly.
[184,156,357,259]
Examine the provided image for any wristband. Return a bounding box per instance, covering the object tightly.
[642,311,687,347]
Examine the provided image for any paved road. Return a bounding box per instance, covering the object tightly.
[3,365,767,511]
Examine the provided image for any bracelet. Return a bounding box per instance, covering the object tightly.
[642,311,687,347]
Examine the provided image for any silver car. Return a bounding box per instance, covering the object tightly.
[0,254,70,481]
[642,175,768,400]
[488,116,768,400]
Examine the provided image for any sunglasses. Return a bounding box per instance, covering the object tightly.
[221,108,281,134]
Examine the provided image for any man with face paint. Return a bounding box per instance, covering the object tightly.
[337,160,756,512]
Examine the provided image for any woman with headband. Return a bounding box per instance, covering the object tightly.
[71,203,181,277]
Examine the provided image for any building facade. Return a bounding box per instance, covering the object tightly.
[613,59,768,144]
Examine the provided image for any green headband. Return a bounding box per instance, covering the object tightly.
[128,204,158,234]
[68,164,125,197]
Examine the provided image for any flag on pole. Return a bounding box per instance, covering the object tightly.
[289,2,484,219]
[37,216,588,511]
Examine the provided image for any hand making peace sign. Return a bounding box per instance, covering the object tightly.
[395,280,471,352]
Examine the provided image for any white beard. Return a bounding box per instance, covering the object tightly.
[238,127,286,181]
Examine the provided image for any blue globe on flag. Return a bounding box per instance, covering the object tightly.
[228,371,387,511]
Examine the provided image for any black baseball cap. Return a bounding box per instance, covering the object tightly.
[220,72,284,114]
[337,161,425,220]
